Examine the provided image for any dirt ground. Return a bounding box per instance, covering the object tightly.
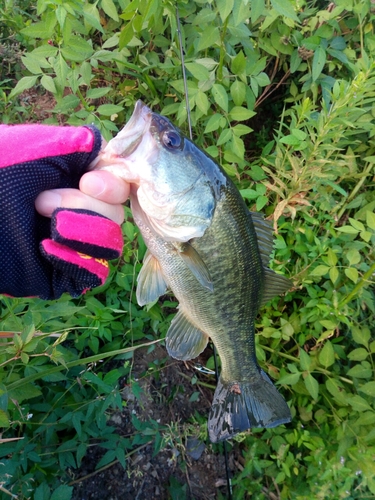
[69,345,236,500]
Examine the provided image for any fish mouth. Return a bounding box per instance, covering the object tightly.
[115,100,152,158]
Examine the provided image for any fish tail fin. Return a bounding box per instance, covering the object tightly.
[208,370,291,443]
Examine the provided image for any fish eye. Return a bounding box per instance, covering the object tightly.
[162,131,181,150]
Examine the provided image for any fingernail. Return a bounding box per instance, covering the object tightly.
[83,172,106,197]
[35,191,62,216]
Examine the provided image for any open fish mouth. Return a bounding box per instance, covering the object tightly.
[107,100,152,158]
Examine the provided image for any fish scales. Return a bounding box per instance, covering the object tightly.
[97,101,292,442]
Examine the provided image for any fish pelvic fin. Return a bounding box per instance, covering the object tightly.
[208,370,291,443]
[136,250,168,306]
[166,310,209,360]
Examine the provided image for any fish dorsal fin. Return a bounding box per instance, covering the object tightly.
[166,310,209,360]
[136,250,168,306]
[260,268,292,307]
[249,211,274,267]
[174,241,214,292]
[250,212,292,305]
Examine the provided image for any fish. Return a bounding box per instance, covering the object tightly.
[96,100,292,442]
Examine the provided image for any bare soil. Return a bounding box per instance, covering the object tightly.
[70,345,236,500]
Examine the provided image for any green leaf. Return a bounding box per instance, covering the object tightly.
[212,84,228,112]
[50,484,73,500]
[319,340,335,367]
[329,266,339,284]
[270,0,299,21]
[197,26,220,51]
[204,114,224,133]
[256,195,268,211]
[217,0,234,22]
[101,0,119,22]
[83,3,104,33]
[357,412,375,426]
[119,22,134,50]
[41,74,57,94]
[96,449,117,469]
[251,0,265,24]
[312,46,326,81]
[21,15,56,39]
[21,54,43,75]
[232,124,253,136]
[54,53,69,88]
[336,225,359,234]
[230,80,247,106]
[97,104,124,115]
[304,373,319,400]
[348,395,372,412]
[229,106,256,121]
[352,326,370,347]
[232,0,250,26]
[185,62,210,82]
[299,350,311,371]
[345,267,358,283]
[231,51,247,77]
[0,409,10,428]
[346,249,361,266]
[310,265,329,276]
[61,36,94,62]
[9,76,39,98]
[192,7,217,26]
[326,378,348,405]
[347,348,368,361]
[195,90,210,114]
[8,383,42,404]
[87,87,111,99]
[349,218,365,231]
[347,363,372,379]
[359,381,375,397]
[278,372,301,385]
[366,210,375,230]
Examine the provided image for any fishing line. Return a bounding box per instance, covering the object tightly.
[175,6,233,499]
[176,4,193,140]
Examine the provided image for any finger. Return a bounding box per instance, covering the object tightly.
[79,170,130,204]
[35,189,125,224]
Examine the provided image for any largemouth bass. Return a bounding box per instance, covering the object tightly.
[97,101,292,442]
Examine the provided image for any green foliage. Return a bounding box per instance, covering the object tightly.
[1,0,375,498]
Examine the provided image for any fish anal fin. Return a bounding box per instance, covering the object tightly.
[261,268,292,307]
[166,310,209,361]
[208,370,291,443]
[136,251,168,306]
[174,241,213,292]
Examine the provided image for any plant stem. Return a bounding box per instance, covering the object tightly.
[6,339,163,391]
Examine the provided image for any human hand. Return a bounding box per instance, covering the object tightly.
[35,169,130,225]
[0,123,128,300]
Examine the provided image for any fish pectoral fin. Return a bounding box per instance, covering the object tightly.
[166,310,209,361]
[136,250,168,306]
[260,268,292,307]
[174,241,213,292]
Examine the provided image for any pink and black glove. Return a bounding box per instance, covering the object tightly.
[0,124,123,299]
